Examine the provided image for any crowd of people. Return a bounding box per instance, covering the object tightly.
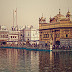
[0,40,71,50]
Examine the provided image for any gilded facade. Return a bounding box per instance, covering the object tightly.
[39,9,72,47]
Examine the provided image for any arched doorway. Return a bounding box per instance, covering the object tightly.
[1,41,6,45]
[2,42,6,45]
[56,41,60,45]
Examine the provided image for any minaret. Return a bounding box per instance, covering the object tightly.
[12,10,14,31]
[16,8,18,31]
[14,8,18,31]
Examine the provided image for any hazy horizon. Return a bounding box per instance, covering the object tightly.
[0,0,72,29]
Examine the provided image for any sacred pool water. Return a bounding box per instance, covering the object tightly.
[0,48,72,72]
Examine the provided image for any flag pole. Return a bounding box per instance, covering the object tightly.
[13,9,14,31]
[16,8,18,31]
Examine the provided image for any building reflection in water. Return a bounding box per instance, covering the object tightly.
[6,49,39,72]
[39,51,72,72]
[31,51,39,72]
[49,51,53,71]
[39,51,50,72]
[0,48,72,72]
[6,49,19,72]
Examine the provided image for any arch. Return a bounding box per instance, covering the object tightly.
[2,42,6,45]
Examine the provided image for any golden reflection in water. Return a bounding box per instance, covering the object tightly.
[31,51,39,72]
[50,51,52,64]
[49,51,53,71]
[39,52,50,72]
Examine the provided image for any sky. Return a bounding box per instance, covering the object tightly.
[0,0,72,29]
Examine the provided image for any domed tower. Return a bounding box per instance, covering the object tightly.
[50,9,65,23]
[39,13,46,23]
[66,9,71,18]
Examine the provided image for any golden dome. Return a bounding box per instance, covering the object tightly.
[53,9,65,19]
[54,13,65,20]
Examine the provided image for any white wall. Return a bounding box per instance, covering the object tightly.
[9,31,19,41]
[24,29,31,41]
[9,34,18,41]
[31,29,39,41]
[0,30,9,41]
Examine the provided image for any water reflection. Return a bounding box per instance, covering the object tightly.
[0,48,72,72]
[31,51,39,72]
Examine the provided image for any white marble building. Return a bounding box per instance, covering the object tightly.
[0,25,9,44]
[19,25,39,44]
[8,30,20,44]
[24,26,31,41]
[30,28,39,44]
[0,25,39,45]
[31,29,39,41]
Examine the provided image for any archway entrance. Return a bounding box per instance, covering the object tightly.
[56,41,60,45]
[1,41,6,45]
[2,42,6,45]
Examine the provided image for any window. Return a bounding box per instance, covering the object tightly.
[11,36,12,38]
[13,36,14,38]
[51,34,53,38]
[43,34,46,38]
[47,34,49,38]
[7,35,8,37]
[56,34,60,38]
[46,34,47,38]
[43,34,49,38]
[43,34,45,38]
[21,34,22,36]
[15,36,16,38]
[66,34,68,37]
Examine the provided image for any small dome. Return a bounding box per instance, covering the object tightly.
[54,14,65,19]
[53,9,65,19]
[1,26,7,30]
[66,10,71,17]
